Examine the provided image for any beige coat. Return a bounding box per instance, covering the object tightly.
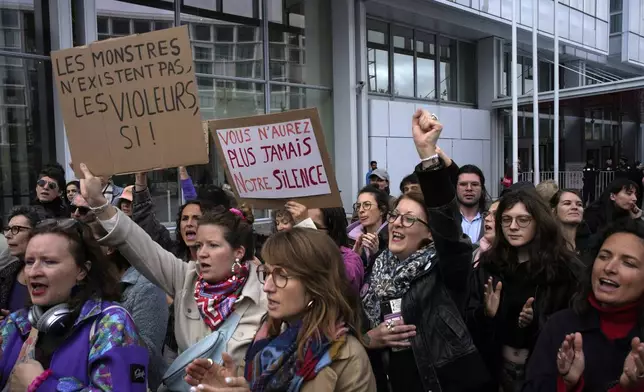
[301,335,376,392]
[98,209,267,370]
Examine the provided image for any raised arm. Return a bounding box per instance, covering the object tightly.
[80,164,187,297]
[412,109,473,312]
[132,172,175,253]
[179,166,197,202]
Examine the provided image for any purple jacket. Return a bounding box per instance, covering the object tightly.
[0,298,149,391]
[340,246,364,295]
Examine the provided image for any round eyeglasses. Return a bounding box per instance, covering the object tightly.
[256,264,290,288]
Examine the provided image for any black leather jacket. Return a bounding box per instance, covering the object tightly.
[400,163,489,392]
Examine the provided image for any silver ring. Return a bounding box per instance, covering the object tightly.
[207,358,214,368]
[385,319,395,332]
[430,113,439,121]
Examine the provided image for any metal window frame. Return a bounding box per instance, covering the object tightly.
[364,15,476,105]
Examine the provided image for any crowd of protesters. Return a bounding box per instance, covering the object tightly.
[1,110,644,392]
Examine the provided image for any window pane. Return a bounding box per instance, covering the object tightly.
[154,21,172,31]
[194,24,212,41]
[610,0,623,12]
[268,0,332,87]
[392,26,413,97]
[112,18,130,35]
[216,26,234,42]
[416,31,435,99]
[439,37,457,101]
[367,19,389,94]
[610,14,622,33]
[457,41,476,103]
[269,87,334,160]
[238,26,256,42]
[133,20,150,34]
[0,57,56,216]
[97,17,109,33]
[0,5,40,54]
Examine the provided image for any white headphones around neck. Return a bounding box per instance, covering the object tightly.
[28,303,73,335]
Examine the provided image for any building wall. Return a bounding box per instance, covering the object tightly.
[368,99,492,194]
[435,0,609,55]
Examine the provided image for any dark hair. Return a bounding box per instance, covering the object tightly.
[549,189,582,209]
[87,222,131,272]
[38,163,66,191]
[66,180,80,191]
[399,173,419,194]
[175,200,203,260]
[272,209,294,232]
[319,208,350,248]
[357,185,389,220]
[28,219,121,311]
[572,219,644,333]
[199,207,255,262]
[584,178,639,233]
[481,189,578,283]
[197,185,232,210]
[370,161,377,165]
[8,206,52,227]
[457,165,488,211]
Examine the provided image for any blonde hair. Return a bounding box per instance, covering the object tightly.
[261,228,362,359]
[536,180,559,204]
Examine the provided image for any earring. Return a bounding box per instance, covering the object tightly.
[307,300,314,309]
[231,258,242,279]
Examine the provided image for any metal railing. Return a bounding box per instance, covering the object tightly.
[518,170,616,202]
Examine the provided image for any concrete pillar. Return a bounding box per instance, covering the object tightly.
[50,0,74,180]
[331,0,359,210]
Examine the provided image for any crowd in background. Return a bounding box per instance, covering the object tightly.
[1,110,644,391]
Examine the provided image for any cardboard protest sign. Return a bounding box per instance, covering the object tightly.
[51,26,208,177]
[209,108,342,209]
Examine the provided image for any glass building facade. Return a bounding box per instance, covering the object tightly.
[0,0,55,217]
[0,0,333,223]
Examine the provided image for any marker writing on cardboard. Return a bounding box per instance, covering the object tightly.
[55,38,198,151]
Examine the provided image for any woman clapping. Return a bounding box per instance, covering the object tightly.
[525,218,644,391]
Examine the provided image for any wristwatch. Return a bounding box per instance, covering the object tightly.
[421,154,442,171]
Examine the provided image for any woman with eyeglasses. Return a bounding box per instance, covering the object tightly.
[466,190,583,392]
[347,186,389,285]
[360,110,488,392]
[183,228,376,391]
[77,164,266,390]
[0,218,149,390]
[0,207,51,319]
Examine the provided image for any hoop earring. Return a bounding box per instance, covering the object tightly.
[307,300,314,309]
[231,258,242,279]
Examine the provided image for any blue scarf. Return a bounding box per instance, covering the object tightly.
[244,321,344,391]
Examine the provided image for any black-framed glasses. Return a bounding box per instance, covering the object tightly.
[500,215,533,228]
[256,264,290,288]
[387,211,429,228]
[2,225,31,236]
[70,205,91,216]
[353,201,374,211]
[37,179,58,190]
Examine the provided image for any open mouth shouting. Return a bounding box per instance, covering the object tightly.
[30,282,48,297]
[597,277,620,293]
